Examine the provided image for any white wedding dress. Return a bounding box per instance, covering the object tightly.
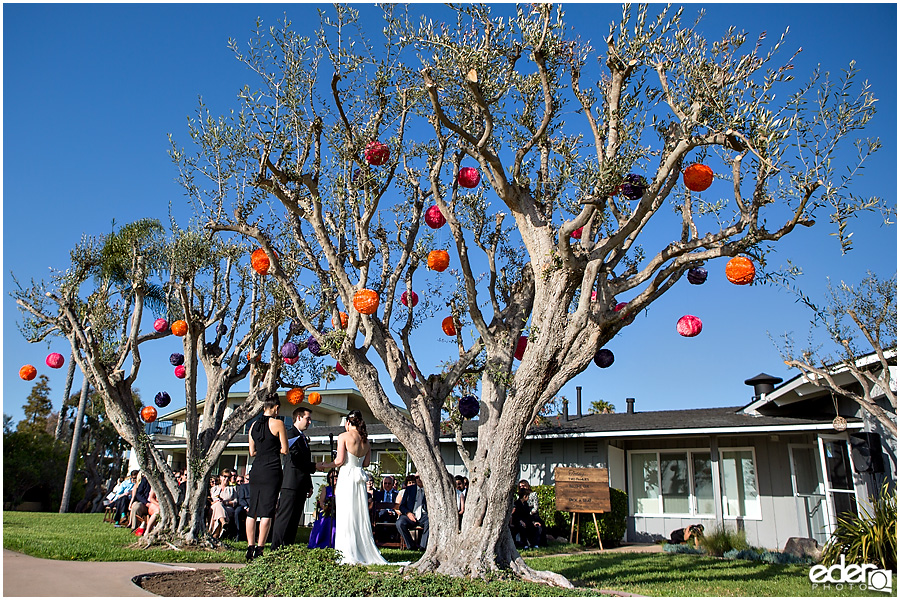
[334,451,387,565]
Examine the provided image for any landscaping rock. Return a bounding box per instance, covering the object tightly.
[782,537,820,561]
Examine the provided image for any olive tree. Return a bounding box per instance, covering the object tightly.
[13,220,302,543]
[171,4,882,583]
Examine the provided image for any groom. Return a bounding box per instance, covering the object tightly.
[271,407,316,551]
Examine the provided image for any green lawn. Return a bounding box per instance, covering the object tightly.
[4,512,895,597]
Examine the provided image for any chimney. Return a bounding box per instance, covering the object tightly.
[744,373,783,400]
[562,397,569,421]
[577,386,583,419]
[626,397,635,414]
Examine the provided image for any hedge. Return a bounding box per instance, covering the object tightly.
[532,485,627,547]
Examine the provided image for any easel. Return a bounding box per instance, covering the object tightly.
[568,511,604,550]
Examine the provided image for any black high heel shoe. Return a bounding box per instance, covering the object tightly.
[245,545,256,561]
[253,545,264,558]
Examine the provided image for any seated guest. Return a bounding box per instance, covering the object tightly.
[372,475,399,545]
[128,471,152,531]
[395,474,428,550]
[109,471,137,524]
[208,472,231,540]
[512,480,545,547]
[139,488,161,537]
[234,474,252,541]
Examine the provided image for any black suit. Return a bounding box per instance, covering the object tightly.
[395,484,429,550]
[271,425,317,550]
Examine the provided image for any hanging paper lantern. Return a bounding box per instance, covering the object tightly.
[409,365,417,380]
[308,391,323,406]
[46,353,65,369]
[19,364,37,381]
[353,289,380,315]
[332,312,349,329]
[171,320,188,337]
[364,140,390,166]
[614,302,635,325]
[290,320,304,335]
[216,323,228,336]
[428,250,450,272]
[246,351,261,363]
[306,336,325,357]
[618,174,647,201]
[401,290,419,308]
[442,316,458,336]
[457,167,481,188]
[459,396,480,419]
[286,388,305,405]
[169,353,184,366]
[141,406,158,423]
[676,315,703,337]
[424,205,446,229]
[281,342,299,359]
[683,164,714,192]
[154,392,171,408]
[283,356,299,366]
[251,248,272,275]
[594,348,615,368]
[514,336,528,361]
[591,291,597,301]
[174,365,186,379]
[726,256,755,285]
[153,318,169,332]
[336,363,348,376]
[687,267,708,285]
[571,227,583,240]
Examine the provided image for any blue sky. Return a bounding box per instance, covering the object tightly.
[3,3,897,426]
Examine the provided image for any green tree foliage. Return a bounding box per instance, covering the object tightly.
[17,375,54,437]
[588,400,615,415]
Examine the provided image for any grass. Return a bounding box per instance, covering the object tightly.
[4,512,895,596]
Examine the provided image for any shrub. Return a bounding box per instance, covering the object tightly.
[663,543,705,555]
[821,480,896,571]
[533,485,627,547]
[724,548,814,565]
[699,525,749,557]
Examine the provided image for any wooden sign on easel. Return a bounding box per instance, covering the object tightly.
[554,467,610,549]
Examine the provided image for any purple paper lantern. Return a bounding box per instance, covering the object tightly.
[281,342,299,359]
[169,353,184,366]
[459,395,480,419]
[619,174,647,200]
[306,336,326,357]
[593,348,615,368]
[154,391,171,408]
[687,267,708,285]
[216,323,228,335]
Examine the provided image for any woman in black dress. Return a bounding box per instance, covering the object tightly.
[245,392,288,560]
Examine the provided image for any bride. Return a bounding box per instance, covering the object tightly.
[317,410,387,565]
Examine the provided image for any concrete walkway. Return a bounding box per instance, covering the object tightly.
[3,544,661,597]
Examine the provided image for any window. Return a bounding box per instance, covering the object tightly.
[721,449,761,519]
[629,449,719,517]
[376,450,407,476]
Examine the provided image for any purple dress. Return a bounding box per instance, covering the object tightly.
[308,485,336,548]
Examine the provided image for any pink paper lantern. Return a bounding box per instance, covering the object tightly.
[283,356,299,366]
[336,363,348,376]
[153,318,168,332]
[409,365,417,380]
[364,140,390,166]
[571,227,583,239]
[401,290,419,308]
[46,353,65,369]
[424,205,446,229]
[457,167,481,188]
[676,315,703,337]
[174,365,186,379]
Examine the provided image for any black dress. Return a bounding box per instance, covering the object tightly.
[248,415,283,518]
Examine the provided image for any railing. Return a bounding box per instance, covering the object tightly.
[145,420,174,436]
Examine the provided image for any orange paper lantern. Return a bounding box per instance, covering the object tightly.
[286,388,305,405]
[332,312,349,329]
[442,316,458,336]
[251,248,272,275]
[725,256,756,285]
[171,320,188,337]
[308,391,322,405]
[141,406,158,423]
[353,289,380,315]
[19,364,37,381]
[428,250,450,272]
[683,164,714,192]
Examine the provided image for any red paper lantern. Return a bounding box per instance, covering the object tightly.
[676,315,703,337]
[571,227,583,239]
[171,320,188,337]
[19,364,37,381]
[442,316,458,336]
[428,250,450,272]
[141,406,158,423]
[424,205,446,229]
[683,164,714,192]
[308,391,322,406]
[283,356,299,366]
[364,141,390,166]
[153,318,169,332]
[336,363,348,376]
[174,365,186,379]
[457,167,481,188]
[287,388,305,405]
[409,365,417,380]
[725,256,756,285]
[353,289,380,315]
[514,336,528,361]
[46,353,65,369]
[332,312,349,329]
[401,290,419,308]
[251,248,272,275]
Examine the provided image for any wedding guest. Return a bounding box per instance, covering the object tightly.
[245,393,289,561]
[308,469,338,548]
[395,474,428,550]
